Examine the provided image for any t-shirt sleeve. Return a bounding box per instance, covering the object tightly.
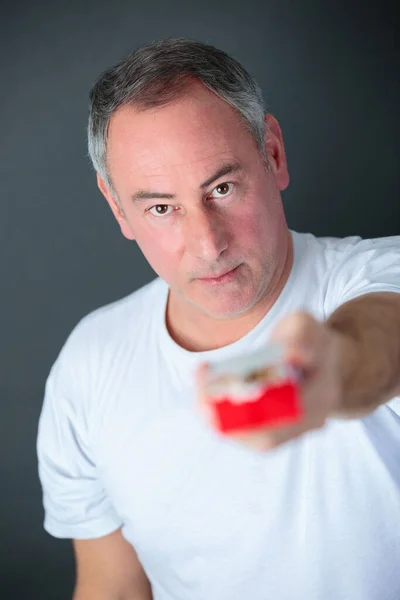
[37,327,123,539]
[324,235,400,416]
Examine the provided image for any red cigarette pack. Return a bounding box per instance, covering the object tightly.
[205,345,302,433]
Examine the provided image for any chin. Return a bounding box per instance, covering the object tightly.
[191,292,257,320]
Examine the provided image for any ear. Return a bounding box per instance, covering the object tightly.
[96,173,135,240]
[264,114,290,191]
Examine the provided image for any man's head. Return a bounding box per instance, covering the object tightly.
[88,38,290,322]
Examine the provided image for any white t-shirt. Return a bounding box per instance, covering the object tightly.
[37,231,400,600]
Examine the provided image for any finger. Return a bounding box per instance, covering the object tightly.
[197,399,220,430]
[271,313,325,372]
[195,362,210,404]
[195,362,209,383]
[265,417,325,448]
[195,363,223,429]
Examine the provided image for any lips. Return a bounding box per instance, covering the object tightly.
[198,267,236,280]
[196,265,241,282]
[199,269,232,280]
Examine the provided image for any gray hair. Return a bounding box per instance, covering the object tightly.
[88,37,269,202]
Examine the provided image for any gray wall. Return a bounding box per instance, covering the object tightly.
[0,0,398,598]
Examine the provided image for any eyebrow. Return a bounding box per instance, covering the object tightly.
[130,161,243,202]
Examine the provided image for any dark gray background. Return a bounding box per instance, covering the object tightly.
[0,0,399,598]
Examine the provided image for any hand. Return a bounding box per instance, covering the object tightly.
[197,312,349,452]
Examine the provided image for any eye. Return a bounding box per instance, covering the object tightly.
[147,204,174,217]
[210,182,235,199]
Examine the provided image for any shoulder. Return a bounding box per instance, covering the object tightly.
[294,229,400,262]
[66,277,164,350]
[76,276,164,335]
[291,230,400,315]
[292,230,363,260]
[289,230,365,293]
[48,276,167,388]
[293,229,399,274]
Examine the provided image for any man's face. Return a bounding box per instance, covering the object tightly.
[101,80,289,320]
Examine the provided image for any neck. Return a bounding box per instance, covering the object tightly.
[166,234,294,352]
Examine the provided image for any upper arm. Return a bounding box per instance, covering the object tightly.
[324,235,400,416]
[38,330,152,598]
[37,331,121,539]
[73,529,152,600]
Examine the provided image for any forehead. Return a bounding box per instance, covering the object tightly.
[106,81,259,189]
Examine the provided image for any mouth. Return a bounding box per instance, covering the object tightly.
[196,264,241,285]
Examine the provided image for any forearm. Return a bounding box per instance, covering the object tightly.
[327,292,400,417]
[73,579,153,600]
[73,587,153,600]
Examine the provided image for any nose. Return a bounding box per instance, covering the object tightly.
[183,207,228,261]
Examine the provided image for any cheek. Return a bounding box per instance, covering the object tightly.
[133,224,183,275]
[231,207,271,248]
[236,188,282,243]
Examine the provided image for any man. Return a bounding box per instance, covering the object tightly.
[37,38,400,600]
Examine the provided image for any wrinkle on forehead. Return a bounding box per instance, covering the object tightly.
[128,152,239,180]
[106,84,258,194]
